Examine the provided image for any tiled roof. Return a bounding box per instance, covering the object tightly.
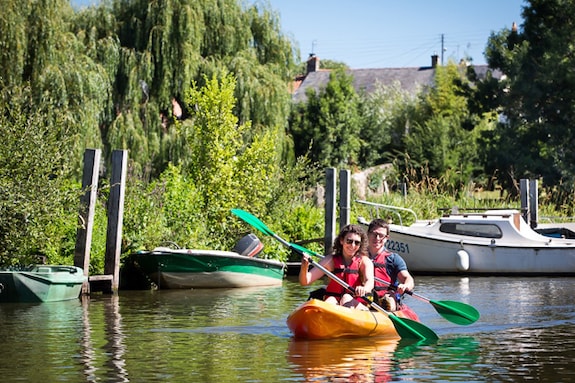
[292,65,501,103]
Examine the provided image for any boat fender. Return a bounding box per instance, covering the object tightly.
[456,249,470,271]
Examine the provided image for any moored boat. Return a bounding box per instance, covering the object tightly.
[129,234,286,289]
[357,200,575,275]
[0,265,86,303]
[286,298,419,339]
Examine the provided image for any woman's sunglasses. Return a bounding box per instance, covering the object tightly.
[345,238,361,246]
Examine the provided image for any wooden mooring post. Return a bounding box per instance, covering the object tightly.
[74,149,101,295]
[520,178,539,228]
[324,168,337,255]
[74,149,127,294]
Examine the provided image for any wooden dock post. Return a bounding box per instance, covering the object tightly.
[529,179,539,228]
[520,178,539,228]
[74,148,128,294]
[339,169,351,228]
[74,149,101,295]
[103,150,128,293]
[520,179,529,225]
[324,168,337,255]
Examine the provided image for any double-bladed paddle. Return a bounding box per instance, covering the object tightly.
[230,208,439,342]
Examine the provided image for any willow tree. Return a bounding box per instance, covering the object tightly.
[70,0,298,179]
[0,0,110,173]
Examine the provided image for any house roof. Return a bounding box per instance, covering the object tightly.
[291,63,502,104]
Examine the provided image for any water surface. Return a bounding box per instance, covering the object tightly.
[0,276,573,382]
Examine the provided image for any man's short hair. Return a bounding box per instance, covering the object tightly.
[368,218,389,235]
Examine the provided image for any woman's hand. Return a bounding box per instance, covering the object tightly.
[354,285,369,298]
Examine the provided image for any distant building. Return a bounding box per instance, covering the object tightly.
[291,54,501,103]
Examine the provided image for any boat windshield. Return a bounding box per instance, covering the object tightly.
[439,223,503,239]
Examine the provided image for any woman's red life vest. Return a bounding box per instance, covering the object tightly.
[325,255,363,299]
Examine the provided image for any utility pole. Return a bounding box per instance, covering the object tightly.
[441,33,445,66]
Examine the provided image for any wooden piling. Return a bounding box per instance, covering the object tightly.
[324,168,337,255]
[339,169,351,227]
[74,149,101,295]
[74,149,128,294]
[103,150,128,293]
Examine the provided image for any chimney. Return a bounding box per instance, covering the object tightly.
[306,54,319,74]
[431,54,439,68]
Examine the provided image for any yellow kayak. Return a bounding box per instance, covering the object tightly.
[286,298,420,339]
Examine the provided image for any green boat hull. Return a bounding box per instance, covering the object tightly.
[0,265,86,303]
[132,249,285,289]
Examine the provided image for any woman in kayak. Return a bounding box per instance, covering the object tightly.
[299,224,374,310]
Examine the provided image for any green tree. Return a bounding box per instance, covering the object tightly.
[0,0,109,174]
[182,73,285,248]
[290,68,362,168]
[357,81,415,167]
[0,85,78,265]
[484,0,575,193]
[399,63,494,191]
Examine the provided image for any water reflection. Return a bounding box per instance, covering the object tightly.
[1,277,574,382]
[287,336,481,382]
[288,337,399,382]
[80,295,128,382]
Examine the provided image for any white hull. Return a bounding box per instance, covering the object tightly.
[384,210,575,275]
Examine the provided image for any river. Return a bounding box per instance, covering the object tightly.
[0,275,573,382]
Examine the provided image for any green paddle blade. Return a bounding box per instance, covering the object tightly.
[430,300,480,325]
[387,311,439,341]
[231,209,274,237]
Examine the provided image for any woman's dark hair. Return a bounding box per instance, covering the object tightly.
[332,224,368,258]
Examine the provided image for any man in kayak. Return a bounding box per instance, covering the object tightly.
[367,218,415,311]
[299,224,375,310]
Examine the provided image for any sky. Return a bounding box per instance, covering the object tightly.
[72,0,527,69]
[249,0,526,68]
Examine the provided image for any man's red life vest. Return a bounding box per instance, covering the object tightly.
[371,250,394,298]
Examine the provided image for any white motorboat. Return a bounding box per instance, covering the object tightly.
[357,201,575,275]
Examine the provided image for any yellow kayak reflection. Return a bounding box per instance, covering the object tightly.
[287,337,400,382]
[288,336,480,382]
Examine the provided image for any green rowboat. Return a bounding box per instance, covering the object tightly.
[0,265,86,303]
[130,234,285,289]
[131,249,285,289]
